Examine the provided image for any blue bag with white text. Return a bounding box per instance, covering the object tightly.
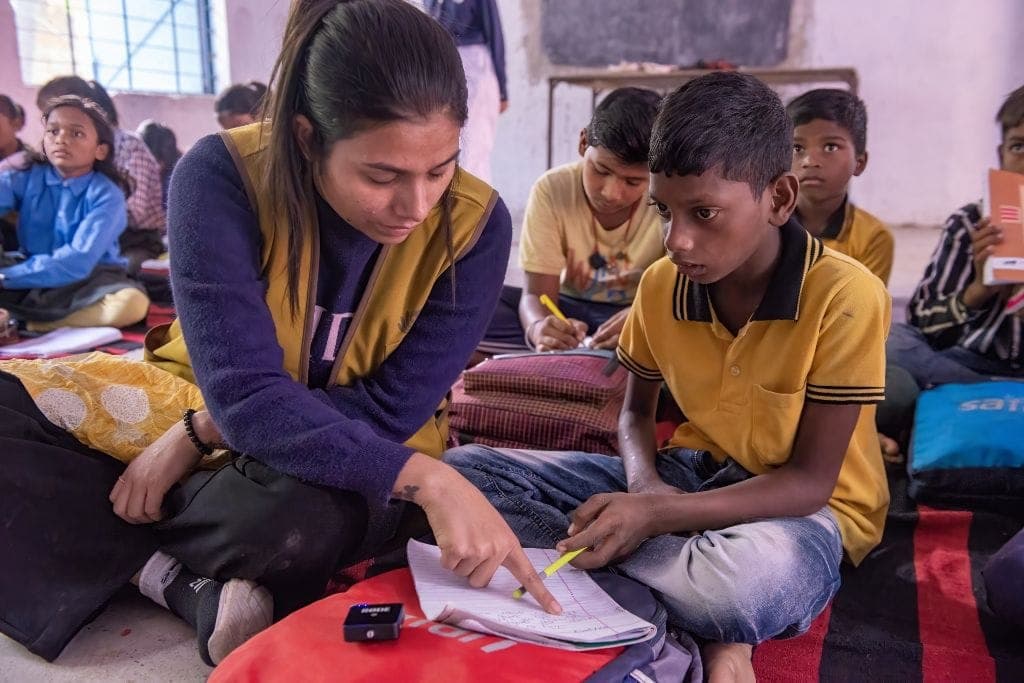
[908,382,1024,513]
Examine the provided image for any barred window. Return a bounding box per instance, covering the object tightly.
[11,0,217,95]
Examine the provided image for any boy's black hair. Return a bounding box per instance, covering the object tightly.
[215,81,268,116]
[138,119,182,171]
[786,88,867,154]
[649,72,792,196]
[585,87,662,165]
[0,94,20,121]
[996,84,1024,136]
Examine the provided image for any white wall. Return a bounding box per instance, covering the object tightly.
[490,0,1024,227]
[221,0,289,86]
[795,0,1024,225]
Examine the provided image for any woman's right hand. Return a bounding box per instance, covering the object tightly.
[395,454,562,614]
[530,315,586,352]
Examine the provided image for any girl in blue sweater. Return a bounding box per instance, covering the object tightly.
[0,95,148,330]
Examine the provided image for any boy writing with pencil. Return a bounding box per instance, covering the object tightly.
[477,87,665,354]
[447,72,891,681]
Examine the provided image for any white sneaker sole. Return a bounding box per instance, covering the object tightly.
[207,579,274,665]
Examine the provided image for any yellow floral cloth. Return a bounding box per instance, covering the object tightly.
[3,353,204,463]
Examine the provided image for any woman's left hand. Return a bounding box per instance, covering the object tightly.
[556,492,662,569]
[109,419,204,524]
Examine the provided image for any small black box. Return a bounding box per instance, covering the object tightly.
[343,603,405,642]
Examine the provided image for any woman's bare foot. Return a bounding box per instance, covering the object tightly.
[703,642,755,683]
[879,432,903,464]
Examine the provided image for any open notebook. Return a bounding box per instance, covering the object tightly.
[407,539,656,651]
[0,326,122,358]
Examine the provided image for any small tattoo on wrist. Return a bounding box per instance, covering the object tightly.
[393,485,420,502]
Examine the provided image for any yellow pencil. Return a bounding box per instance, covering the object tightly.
[512,547,588,599]
[538,294,568,322]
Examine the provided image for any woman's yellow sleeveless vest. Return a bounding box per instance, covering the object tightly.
[145,123,497,456]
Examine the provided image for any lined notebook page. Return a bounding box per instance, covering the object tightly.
[407,540,655,651]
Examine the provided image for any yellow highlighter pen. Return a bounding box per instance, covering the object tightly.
[538,293,568,322]
[512,547,588,599]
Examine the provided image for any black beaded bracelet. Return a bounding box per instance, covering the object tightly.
[182,408,214,456]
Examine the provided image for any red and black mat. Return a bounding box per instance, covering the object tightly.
[754,467,1024,682]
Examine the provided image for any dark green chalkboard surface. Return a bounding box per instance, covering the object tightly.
[541,0,792,68]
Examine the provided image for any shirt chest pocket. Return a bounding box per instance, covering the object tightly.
[750,384,806,467]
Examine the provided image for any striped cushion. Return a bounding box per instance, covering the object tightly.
[450,351,626,455]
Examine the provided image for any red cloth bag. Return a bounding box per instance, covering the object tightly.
[211,569,623,682]
[449,351,627,456]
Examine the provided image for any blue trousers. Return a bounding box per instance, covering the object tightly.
[880,323,1024,439]
[887,323,1024,386]
[444,445,843,644]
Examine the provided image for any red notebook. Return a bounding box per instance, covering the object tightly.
[983,168,1024,285]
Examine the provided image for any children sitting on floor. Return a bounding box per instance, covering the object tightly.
[37,76,167,274]
[477,87,665,355]
[881,84,1024,443]
[0,95,149,331]
[788,88,894,285]
[214,81,267,130]
[447,72,892,682]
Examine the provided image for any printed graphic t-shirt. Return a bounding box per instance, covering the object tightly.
[518,161,665,304]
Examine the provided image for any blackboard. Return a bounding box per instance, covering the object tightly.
[540,0,792,68]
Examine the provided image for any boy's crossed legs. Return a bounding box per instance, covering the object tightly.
[444,446,843,679]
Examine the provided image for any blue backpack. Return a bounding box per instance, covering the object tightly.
[908,381,1024,512]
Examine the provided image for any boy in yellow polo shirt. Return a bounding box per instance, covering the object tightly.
[446,72,891,680]
[788,88,894,285]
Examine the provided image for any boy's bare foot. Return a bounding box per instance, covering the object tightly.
[703,642,755,683]
[879,432,903,464]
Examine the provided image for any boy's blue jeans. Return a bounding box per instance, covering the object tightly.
[887,322,1024,386]
[444,445,843,645]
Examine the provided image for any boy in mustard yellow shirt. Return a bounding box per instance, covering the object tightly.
[447,73,891,680]
[788,88,894,285]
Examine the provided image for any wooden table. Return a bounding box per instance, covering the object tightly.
[546,67,859,167]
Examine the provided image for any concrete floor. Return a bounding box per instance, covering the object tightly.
[0,224,945,682]
[0,590,209,682]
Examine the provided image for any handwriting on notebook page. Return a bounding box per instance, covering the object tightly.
[407,540,656,649]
